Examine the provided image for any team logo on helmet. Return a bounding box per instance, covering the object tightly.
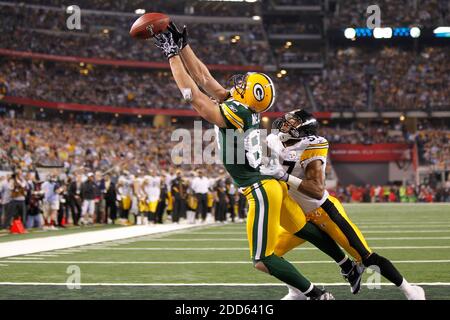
[253,83,265,102]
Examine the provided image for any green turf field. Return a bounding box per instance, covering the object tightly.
[1,203,450,300]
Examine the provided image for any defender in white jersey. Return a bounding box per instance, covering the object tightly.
[262,109,425,300]
[267,131,330,215]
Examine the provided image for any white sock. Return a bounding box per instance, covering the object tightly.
[398,278,412,293]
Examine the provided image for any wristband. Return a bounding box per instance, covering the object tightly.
[286,174,303,190]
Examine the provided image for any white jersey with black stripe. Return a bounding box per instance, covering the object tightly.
[266,133,330,214]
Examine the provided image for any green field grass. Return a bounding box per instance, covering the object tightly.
[1,203,450,300]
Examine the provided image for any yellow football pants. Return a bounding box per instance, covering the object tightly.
[243,179,307,261]
[274,195,372,262]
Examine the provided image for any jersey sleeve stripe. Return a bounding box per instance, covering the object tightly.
[301,148,328,161]
[308,142,329,147]
[222,108,243,129]
[305,146,329,151]
[222,104,244,128]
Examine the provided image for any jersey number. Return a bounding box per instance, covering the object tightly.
[245,129,262,169]
[282,160,296,174]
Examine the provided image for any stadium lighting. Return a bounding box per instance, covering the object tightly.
[280,69,287,75]
[262,116,269,123]
[245,0,258,3]
[373,27,392,39]
[276,73,282,78]
[400,115,406,122]
[433,26,450,37]
[344,28,356,39]
[252,16,261,21]
[410,27,421,38]
[135,9,145,14]
[115,113,119,118]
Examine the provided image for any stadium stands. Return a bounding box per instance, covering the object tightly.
[329,0,447,28]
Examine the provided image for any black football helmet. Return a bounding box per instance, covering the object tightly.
[275,109,318,142]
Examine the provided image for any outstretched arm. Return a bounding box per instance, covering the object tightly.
[169,54,226,128]
[180,45,229,102]
[167,23,229,102]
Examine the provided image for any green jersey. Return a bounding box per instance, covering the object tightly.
[216,99,270,187]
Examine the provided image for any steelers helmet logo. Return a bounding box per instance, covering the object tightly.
[253,83,265,102]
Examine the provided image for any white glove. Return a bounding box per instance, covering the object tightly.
[259,158,288,181]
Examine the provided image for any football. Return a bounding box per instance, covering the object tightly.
[129,12,170,39]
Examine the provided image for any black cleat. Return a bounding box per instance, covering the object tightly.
[342,262,365,294]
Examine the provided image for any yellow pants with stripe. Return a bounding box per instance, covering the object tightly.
[243,179,307,261]
[274,195,372,262]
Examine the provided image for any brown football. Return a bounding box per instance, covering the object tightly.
[129,12,170,39]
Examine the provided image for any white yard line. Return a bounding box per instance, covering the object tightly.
[51,252,77,255]
[6,257,44,260]
[0,223,215,258]
[86,245,450,251]
[1,259,450,264]
[0,282,449,286]
[25,254,60,257]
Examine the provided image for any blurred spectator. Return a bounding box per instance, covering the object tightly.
[80,172,97,224]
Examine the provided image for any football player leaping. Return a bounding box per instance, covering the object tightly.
[149,23,368,300]
[261,109,426,300]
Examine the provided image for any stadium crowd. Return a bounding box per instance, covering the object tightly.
[312,47,449,111]
[0,2,448,112]
[1,45,448,112]
[0,4,270,66]
[330,0,448,27]
[334,182,450,204]
[13,0,259,17]
[1,59,308,111]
